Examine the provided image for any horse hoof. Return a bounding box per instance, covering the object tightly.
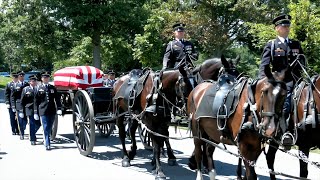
[202,168,209,174]
[168,159,177,166]
[122,158,131,167]
[155,177,166,180]
[128,151,136,160]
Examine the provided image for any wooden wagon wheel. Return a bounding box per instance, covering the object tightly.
[96,123,115,137]
[73,90,95,156]
[138,124,153,150]
[50,114,58,140]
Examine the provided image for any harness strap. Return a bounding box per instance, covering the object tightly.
[302,84,310,130]
[246,80,259,129]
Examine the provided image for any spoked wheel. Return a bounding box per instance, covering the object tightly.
[73,90,95,156]
[97,123,115,137]
[138,124,153,150]
[50,114,58,140]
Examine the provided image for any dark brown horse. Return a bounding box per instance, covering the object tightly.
[188,66,287,180]
[112,55,240,180]
[266,75,320,179]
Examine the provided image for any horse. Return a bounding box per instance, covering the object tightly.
[187,66,287,180]
[265,74,320,179]
[112,55,240,180]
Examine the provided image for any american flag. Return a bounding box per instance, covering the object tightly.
[54,66,103,90]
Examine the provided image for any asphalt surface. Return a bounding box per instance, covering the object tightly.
[0,89,319,180]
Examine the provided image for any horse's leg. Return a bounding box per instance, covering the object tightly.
[206,143,216,180]
[266,140,279,180]
[153,135,166,180]
[299,145,310,178]
[237,158,243,180]
[194,137,204,180]
[164,138,177,166]
[128,118,138,160]
[117,116,130,167]
[243,161,257,180]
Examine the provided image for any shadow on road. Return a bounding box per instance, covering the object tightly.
[0,151,7,159]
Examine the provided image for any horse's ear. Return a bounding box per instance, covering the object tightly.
[221,54,230,69]
[264,65,273,79]
[235,55,240,65]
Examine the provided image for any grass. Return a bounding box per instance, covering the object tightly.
[0,76,11,88]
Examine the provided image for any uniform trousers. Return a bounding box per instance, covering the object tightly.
[8,108,19,134]
[18,115,27,136]
[41,114,55,147]
[29,115,41,141]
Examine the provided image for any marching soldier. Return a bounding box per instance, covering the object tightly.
[5,72,19,135]
[258,14,306,148]
[34,72,62,150]
[11,71,29,139]
[21,75,41,145]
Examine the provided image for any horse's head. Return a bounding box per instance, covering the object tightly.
[257,65,287,138]
[220,54,241,78]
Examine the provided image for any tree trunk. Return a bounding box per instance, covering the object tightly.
[92,28,101,69]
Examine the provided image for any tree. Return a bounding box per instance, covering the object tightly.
[44,0,149,69]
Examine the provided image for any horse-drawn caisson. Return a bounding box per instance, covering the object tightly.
[53,66,116,156]
[50,55,319,180]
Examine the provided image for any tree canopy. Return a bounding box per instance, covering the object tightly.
[0,0,319,77]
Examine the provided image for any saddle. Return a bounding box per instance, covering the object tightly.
[195,74,247,131]
[114,68,151,108]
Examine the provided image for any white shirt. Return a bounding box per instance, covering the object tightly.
[278,36,289,44]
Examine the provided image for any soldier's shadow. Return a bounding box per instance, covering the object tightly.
[0,152,7,159]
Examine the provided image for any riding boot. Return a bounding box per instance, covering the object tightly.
[281,112,295,149]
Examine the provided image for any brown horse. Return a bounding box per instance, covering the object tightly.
[112,55,240,180]
[188,66,287,180]
[266,75,320,179]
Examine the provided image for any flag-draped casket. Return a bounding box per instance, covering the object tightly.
[54,66,104,90]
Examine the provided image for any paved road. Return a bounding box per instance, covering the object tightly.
[0,89,319,180]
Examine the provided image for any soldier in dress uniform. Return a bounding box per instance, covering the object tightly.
[5,72,19,135]
[11,71,29,139]
[258,14,306,148]
[21,75,41,145]
[106,70,116,87]
[162,23,198,95]
[34,72,62,150]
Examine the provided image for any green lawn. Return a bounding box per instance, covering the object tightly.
[0,76,10,88]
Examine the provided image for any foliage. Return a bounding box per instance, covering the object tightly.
[0,76,11,89]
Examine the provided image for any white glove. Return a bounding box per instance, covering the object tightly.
[57,110,62,115]
[19,112,24,118]
[6,104,10,109]
[34,114,39,120]
[12,108,16,112]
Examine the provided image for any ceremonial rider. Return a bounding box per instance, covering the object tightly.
[34,72,62,150]
[11,71,29,140]
[21,75,41,145]
[5,72,19,135]
[258,14,305,148]
[162,22,198,96]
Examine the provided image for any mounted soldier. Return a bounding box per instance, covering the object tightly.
[11,71,29,139]
[162,22,198,96]
[258,14,306,148]
[5,72,19,135]
[21,75,41,145]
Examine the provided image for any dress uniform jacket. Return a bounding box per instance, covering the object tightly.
[5,81,15,106]
[11,81,29,111]
[258,37,304,83]
[162,39,198,69]
[21,86,37,116]
[34,84,62,116]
